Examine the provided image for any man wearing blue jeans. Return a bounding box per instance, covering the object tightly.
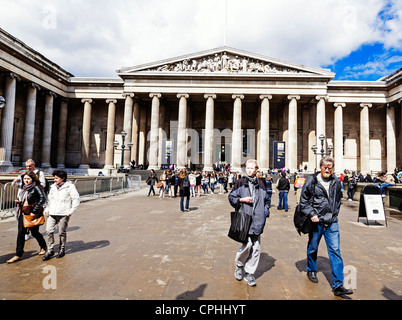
[300,156,353,297]
[277,171,290,211]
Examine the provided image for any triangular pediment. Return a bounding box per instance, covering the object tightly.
[117,47,334,78]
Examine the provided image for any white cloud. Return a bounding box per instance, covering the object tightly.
[1,0,400,77]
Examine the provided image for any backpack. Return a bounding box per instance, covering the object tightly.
[37,170,50,195]
[182,177,189,188]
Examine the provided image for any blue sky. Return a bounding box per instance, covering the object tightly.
[325,43,402,80]
[1,0,401,80]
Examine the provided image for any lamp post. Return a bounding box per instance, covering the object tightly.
[0,96,5,109]
[311,134,333,169]
[113,130,133,173]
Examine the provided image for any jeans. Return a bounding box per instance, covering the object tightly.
[307,222,344,288]
[278,191,288,210]
[16,213,47,257]
[347,187,354,200]
[148,185,155,196]
[180,195,189,211]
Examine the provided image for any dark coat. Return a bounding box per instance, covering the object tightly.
[19,184,47,215]
[277,176,290,191]
[299,172,342,225]
[146,173,158,185]
[228,176,271,235]
[178,176,190,197]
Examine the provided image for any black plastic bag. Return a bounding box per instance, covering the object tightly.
[228,203,252,243]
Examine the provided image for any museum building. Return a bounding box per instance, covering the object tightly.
[0,27,401,174]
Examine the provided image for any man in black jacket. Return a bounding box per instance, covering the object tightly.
[299,156,353,297]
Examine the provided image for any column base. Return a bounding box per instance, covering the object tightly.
[41,162,51,168]
[203,166,213,172]
[230,167,243,173]
[148,165,160,171]
[0,160,13,167]
[57,164,65,169]
[103,165,115,170]
[79,164,90,169]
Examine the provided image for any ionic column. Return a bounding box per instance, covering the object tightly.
[0,73,18,167]
[123,93,134,167]
[259,95,272,171]
[203,94,216,171]
[287,95,300,171]
[57,99,68,168]
[79,99,93,169]
[22,83,40,161]
[138,104,146,166]
[231,94,244,171]
[360,103,372,173]
[148,93,161,170]
[131,100,140,164]
[316,95,327,168]
[177,93,189,168]
[333,103,346,174]
[41,92,56,168]
[386,104,396,173]
[104,99,117,170]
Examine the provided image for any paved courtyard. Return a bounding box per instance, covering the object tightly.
[0,184,401,301]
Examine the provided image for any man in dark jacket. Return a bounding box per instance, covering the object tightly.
[228,159,271,286]
[299,156,353,297]
[277,170,290,211]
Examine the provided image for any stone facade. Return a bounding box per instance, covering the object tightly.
[0,28,401,174]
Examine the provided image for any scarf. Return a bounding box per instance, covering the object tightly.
[56,180,66,190]
[20,182,37,202]
[244,174,258,186]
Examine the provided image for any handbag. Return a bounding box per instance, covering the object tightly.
[21,198,45,228]
[156,182,163,188]
[228,202,252,243]
[293,204,312,235]
[23,213,45,228]
[293,179,316,235]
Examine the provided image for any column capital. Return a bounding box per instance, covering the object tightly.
[177,93,189,99]
[359,103,372,108]
[122,92,135,98]
[81,98,93,104]
[315,95,328,101]
[287,95,300,101]
[333,102,346,108]
[26,82,41,91]
[259,94,272,100]
[149,93,162,99]
[106,99,117,104]
[46,91,57,98]
[204,93,216,99]
[5,72,21,81]
[232,94,244,100]
[398,98,402,105]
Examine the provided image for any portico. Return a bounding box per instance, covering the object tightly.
[0,28,401,174]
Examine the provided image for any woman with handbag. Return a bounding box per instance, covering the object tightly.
[228,159,271,286]
[7,171,47,263]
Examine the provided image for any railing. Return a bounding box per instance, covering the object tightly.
[0,175,141,220]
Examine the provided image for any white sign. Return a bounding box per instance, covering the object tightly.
[363,194,386,222]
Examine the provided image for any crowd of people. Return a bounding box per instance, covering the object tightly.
[145,162,402,214]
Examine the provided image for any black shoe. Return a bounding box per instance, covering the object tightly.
[333,285,353,296]
[57,250,65,258]
[42,251,54,261]
[307,271,318,283]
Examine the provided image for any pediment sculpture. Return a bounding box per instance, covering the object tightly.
[148,52,302,74]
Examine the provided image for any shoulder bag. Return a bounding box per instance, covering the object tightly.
[228,184,253,243]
